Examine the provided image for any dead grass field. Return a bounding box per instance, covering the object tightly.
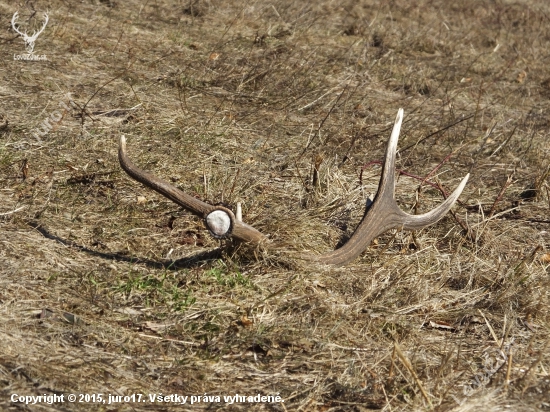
[1,0,549,410]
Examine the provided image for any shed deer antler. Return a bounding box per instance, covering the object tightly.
[11,11,49,54]
[119,109,469,266]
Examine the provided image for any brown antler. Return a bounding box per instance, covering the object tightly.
[118,109,469,266]
[312,109,469,265]
[118,136,266,244]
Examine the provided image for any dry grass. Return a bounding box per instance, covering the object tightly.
[1,0,549,410]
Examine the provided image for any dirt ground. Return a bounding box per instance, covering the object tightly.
[1,0,549,410]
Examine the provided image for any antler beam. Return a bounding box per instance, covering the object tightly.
[118,109,469,266]
[118,136,266,244]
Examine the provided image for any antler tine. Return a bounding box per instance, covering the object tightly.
[377,108,403,199]
[399,173,469,231]
[379,108,470,230]
[311,108,468,266]
[118,136,267,244]
[119,136,213,217]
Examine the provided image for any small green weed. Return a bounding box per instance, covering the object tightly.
[206,264,252,288]
[116,271,195,312]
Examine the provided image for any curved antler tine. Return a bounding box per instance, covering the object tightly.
[377,108,404,198]
[119,135,213,217]
[119,136,267,244]
[400,173,470,230]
